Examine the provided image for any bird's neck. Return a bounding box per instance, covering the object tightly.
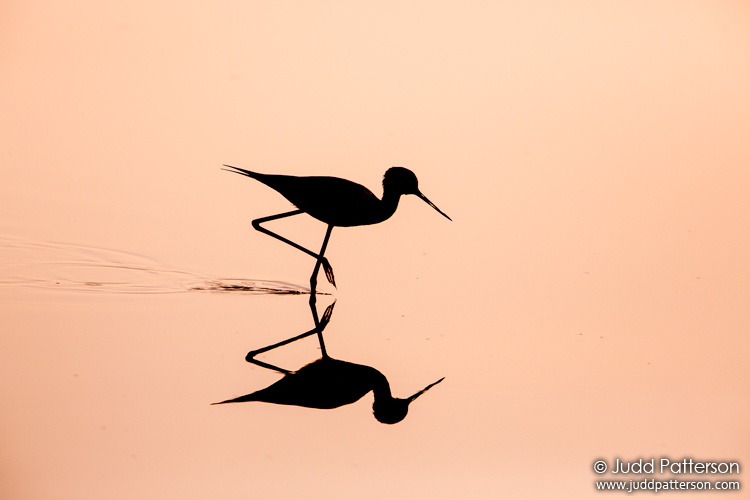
[378,189,402,223]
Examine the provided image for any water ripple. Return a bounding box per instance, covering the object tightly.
[0,235,311,295]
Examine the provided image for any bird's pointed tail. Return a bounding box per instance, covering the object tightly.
[222,164,260,179]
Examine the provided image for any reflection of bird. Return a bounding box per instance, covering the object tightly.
[223,165,451,290]
[213,301,444,424]
[213,356,444,424]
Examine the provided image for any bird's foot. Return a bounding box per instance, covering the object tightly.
[322,258,336,288]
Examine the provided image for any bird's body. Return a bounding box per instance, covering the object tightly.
[223,165,451,291]
[236,171,396,227]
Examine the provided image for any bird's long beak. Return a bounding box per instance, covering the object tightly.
[417,192,452,221]
[407,377,445,402]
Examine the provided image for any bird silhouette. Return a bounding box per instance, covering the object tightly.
[223,165,451,292]
[214,356,443,424]
[212,302,444,424]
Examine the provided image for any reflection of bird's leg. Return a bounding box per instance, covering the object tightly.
[308,293,334,357]
[251,211,336,289]
[245,302,336,372]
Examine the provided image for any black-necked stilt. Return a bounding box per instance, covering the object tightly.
[223,165,451,292]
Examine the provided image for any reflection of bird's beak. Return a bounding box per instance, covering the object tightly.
[417,192,452,221]
[407,377,445,402]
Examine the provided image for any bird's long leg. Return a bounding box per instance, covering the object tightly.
[245,302,336,372]
[251,211,336,289]
[310,225,336,357]
[308,224,334,309]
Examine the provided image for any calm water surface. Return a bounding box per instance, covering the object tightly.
[2,2,748,499]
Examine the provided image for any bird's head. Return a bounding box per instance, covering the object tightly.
[383,166,420,195]
[383,167,452,221]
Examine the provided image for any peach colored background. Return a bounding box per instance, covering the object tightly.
[1,1,748,498]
